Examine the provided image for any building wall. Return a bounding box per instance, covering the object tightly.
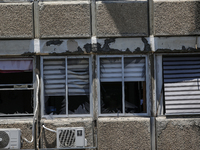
[98,117,150,150]
[156,117,200,150]
[0,0,200,150]
[41,118,93,148]
[0,119,34,149]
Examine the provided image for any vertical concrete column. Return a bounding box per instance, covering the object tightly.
[91,0,98,148]
[149,1,156,149]
[34,0,40,38]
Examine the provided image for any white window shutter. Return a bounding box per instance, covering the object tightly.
[43,59,66,96]
[124,57,145,81]
[163,56,200,114]
[67,58,89,96]
[100,58,122,82]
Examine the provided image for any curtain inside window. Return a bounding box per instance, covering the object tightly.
[0,60,33,71]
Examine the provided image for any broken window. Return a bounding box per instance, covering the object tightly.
[42,56,91,116]
[99,56,147,115]
[0,59,34,115]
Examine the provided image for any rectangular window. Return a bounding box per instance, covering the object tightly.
[98,55,147,116]
[41,56,92,117]
[163,55,200,115]
[0,58,34,116]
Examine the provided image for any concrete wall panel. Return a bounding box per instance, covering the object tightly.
[98,117,150,150]
[96,1,148,37]
[41,118,93,148]
[157,117,200,150]
[154,37,197,52]
[0,119,34,149]
[0,3,33,38]
[39,2,91,38]
[0,40,34,55]
[154,1,200,36]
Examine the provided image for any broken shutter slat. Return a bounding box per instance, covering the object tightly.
[44,59,66,96]
[124,57,145,81]
[100,57,146,82]
[67,58,89,96]
[163,56,200,115]
[100,58,122,82]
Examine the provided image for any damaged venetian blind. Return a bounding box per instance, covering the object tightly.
[43,59,66,96]
[100,58,122,82]
[100,57,145,82]
[163,56,200,114]
[67,58,89,95]
[124,57,145,81]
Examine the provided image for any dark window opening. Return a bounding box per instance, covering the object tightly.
[0,72,32,84]
[0,90,33,114]
[125,81,146,113]
[45,96,66,115]
[101,82,122,113]
[68,96,90,114]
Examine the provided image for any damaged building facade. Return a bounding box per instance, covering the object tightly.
[0,0,200,149]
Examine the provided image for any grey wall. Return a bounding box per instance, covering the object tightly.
[41,118,93,148]
[96,1,148,37]
[39,2,91,38]
[156,117,200,150]
[0,3,33,38]
[98,117,151,150]
[154,1,200,36]
[0,119,34,149]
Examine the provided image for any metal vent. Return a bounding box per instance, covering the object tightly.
[0,131,9,148]
[58,129,76,147]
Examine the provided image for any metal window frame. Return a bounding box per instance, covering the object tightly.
[97,55,150,117]
[41,56,93,118]
[0,57,35,117]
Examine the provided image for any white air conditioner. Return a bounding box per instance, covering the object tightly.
[57,127,87,148]
[0,128,21,149]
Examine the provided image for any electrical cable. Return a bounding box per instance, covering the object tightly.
[42,125,56,133]
[23,74,39,143]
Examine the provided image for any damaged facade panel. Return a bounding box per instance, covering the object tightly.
[97,38,150,53]
[0,3,33,38]
[154,37,197,52]
[40,39,91,54]
[41,118,93,148]
[154,0,200,36]
[39,2,91,38]
[98,117,150,150]
[96,1,148,37]
[156,118,200,150]
[0,119,34,149]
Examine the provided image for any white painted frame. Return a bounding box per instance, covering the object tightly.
[41,56,93,118]
[97,55,150,117]
[0,57,35,117]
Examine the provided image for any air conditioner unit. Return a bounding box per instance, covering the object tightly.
[57,127,87,148]
[0,128,21,149]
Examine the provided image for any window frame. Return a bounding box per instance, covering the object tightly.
[97,55,150,117]
[0,57,36,117]
[161,54,200,116]
[41,56,93,118]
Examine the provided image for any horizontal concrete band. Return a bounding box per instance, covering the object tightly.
[1,37,200,55]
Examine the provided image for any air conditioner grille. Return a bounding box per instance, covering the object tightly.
[0,131,9,148]
[59,129,75,147]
